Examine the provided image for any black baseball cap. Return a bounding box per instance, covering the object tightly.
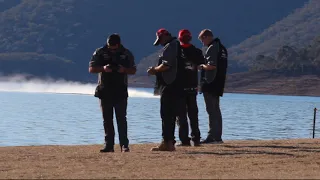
[107,33,121,46]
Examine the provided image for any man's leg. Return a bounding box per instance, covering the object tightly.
[114,98,129,152]
[151,94,176,151]
[100,99,115,152]
[202,92,223,144]
[176,95,191,146]
[186,94,201,145]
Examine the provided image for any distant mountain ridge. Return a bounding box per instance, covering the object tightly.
[0,0,309,82]
[129,0,320,97]
[228,0,320,67]
[1,0,319,97]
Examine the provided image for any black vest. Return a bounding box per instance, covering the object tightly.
[95,45,131,100]
[201,38,228,96]
[154,38,185,96]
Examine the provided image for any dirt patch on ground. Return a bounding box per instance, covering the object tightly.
[1,139,320,179]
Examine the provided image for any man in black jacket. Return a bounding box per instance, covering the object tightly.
[197,29,228,144]
[176,29,204,146]
[147,28,185,151]
[89,33,136,152]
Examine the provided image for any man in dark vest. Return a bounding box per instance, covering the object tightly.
[176,29,205,146]
[147,28,185,151]
[88,33,136,152]
[197,29,228,144]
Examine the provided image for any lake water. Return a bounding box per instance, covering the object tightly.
[0,80,320,147]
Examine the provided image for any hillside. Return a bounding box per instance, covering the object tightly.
[0,0,308,82]
[228,0,320,67]
[250,35,320,72]
[0,0,319,96]
[135,0,320,78]
[224,71,320,96]
[129,71,320,97]
[0,52,81,81]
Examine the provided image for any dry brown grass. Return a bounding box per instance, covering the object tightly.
[1,139,320,179]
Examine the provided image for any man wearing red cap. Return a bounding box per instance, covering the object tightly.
[147,28,185,151]
[176,29,205,146]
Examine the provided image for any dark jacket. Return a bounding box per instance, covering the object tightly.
[200,38,228,96]
[89,45,135,101]
[180,44,205,94]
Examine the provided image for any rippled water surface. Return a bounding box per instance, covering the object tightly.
[1,88,320,146]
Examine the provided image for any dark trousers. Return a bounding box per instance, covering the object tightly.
[177,93,201,143]
[160,94,184,142]
[203,92,223,140]
[100,98,129,147]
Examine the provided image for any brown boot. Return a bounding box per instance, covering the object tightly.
[167,140,176,151]
[151,140,176,151]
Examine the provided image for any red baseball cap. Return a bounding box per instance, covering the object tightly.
[153,28,170,46]
[178,29,192,45]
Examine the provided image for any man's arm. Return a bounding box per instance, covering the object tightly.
[89,48,111,73]
[147,63,170,75]
[118,49,137,74]
[195,48,206,65]
[198,42,219,71]
[89,66,105,73]
[123,50,137,75]
[148,41,176,75]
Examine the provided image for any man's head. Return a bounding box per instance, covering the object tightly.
[198,29,214,46]
[107,33,121,50]
[153,28,172,46]
[178,29,192,45]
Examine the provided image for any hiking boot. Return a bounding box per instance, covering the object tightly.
[121,145,130,152]
[176,141,191,147]
[151,140,176,151]
[100,144,114,153]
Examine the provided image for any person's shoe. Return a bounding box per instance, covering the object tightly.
[100,144,114,153]
[172,140,176,146]
[151,140,176,151]
[212,139,224,144]
[176,141,191,146]
[192,140,201,146]
[121,145,130,152]
[200,138,224,144]
[167,140,176,151]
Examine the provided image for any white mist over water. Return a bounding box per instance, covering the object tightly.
[0,75,157,98]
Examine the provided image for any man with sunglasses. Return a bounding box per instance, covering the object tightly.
[89,33,136,152]
[147,28,185,151]
[197,29,228,144]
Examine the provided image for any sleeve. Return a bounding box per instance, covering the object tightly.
[195,48,205,65]
[205,42,219,66]
[126,49,136,68]
[89,48,103,67]
[161,41,177,67]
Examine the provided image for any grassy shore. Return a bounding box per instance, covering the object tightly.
[1,139,320,179]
